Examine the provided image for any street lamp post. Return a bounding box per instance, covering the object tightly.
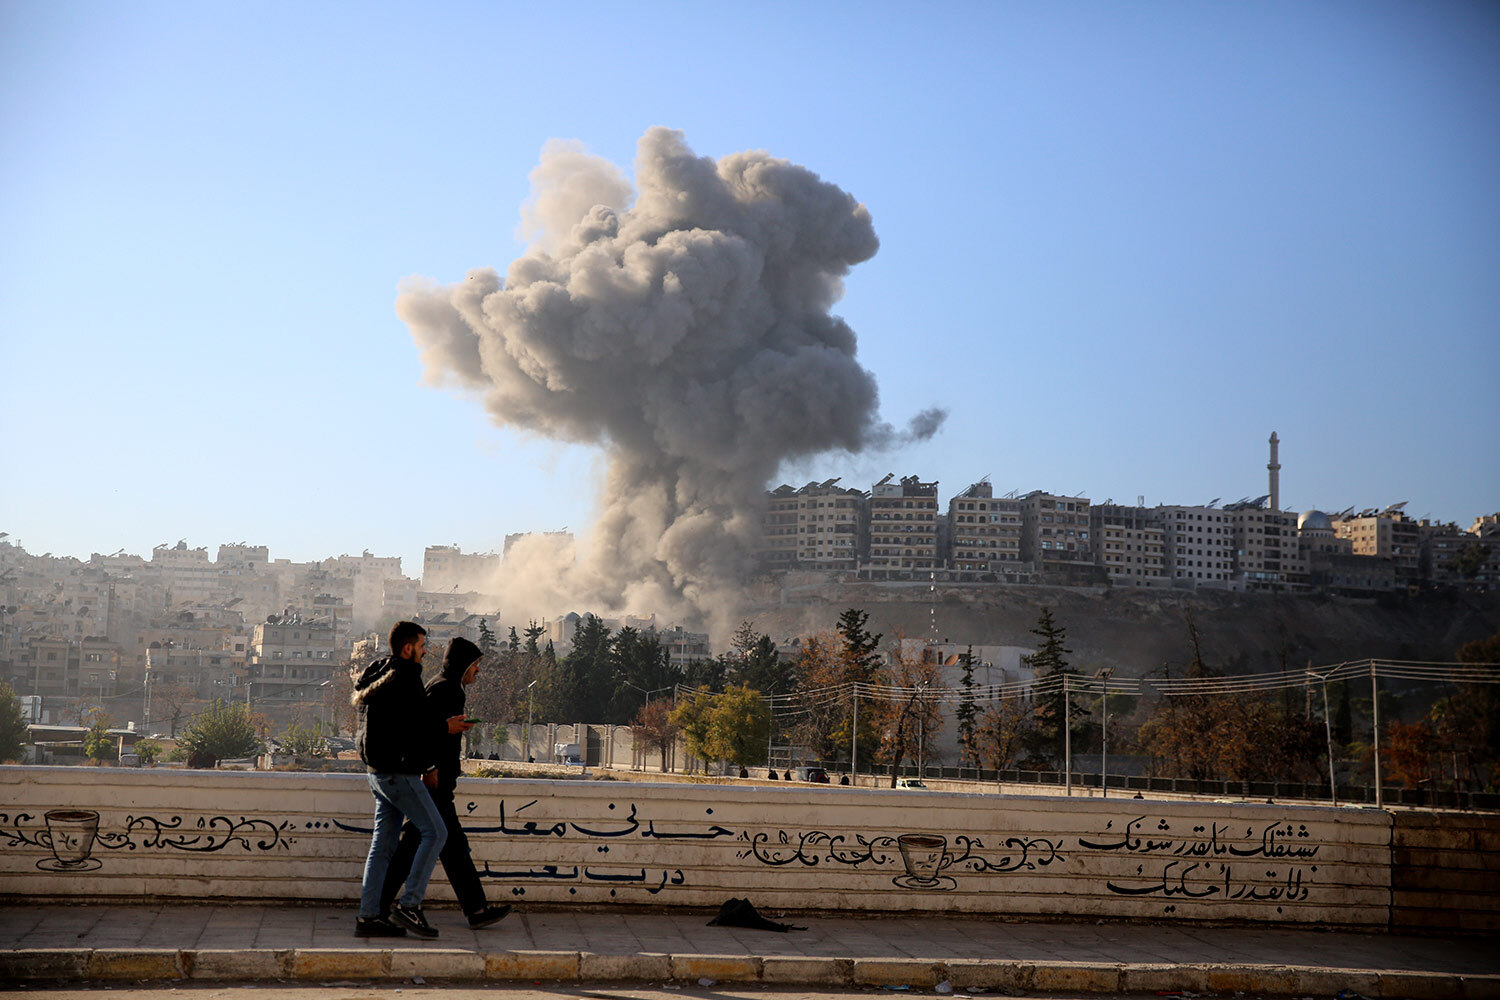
[1094,667,1115,798]
[1308,666,1339,806]
[525,679,537,763]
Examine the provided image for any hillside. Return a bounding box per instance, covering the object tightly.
[736,582,1500,678]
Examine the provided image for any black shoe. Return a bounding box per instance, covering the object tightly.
[354,915,407,938]
[390,903,439,938]
[466,904,512,928]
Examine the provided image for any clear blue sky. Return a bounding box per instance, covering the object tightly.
[3,0,1497,574]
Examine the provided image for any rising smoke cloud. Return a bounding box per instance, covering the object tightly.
[397,127,943,627]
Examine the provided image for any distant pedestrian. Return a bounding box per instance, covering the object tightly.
[351,621,463,939]
[381,636,511,929]
[767,769,778,780]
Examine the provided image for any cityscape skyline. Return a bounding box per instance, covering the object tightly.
[3,3,1497,582]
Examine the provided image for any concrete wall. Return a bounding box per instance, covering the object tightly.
[0,765,1399,927]
[1391,811,1500,933]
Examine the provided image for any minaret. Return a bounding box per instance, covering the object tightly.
[1268,431,1281,511]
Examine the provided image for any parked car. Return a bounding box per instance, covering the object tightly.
[791,766,830,783]
[895,778,929,790]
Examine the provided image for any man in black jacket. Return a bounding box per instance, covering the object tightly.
[352,621,467,938]
[380,636,511,928]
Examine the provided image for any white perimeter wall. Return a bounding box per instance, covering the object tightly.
[0,766,1390,926]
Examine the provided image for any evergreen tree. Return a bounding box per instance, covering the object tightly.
[1027,606,1083,764]
[741,634,795,693]
[477,618,497,656]
[833,608,884,769]
[955,645,980,768]
[507,625,521,653]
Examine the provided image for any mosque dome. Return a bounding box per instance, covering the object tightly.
[1298,510,1333,533]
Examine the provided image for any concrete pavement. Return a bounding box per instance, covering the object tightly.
[1,903,1495,997]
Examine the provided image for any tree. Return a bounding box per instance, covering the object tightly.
[737,634,795,694]
[478,618,498,655]
[133,738,161,765]
[1026,606,1083,765]
[671,686,770,769]
[881,637,943,785]
[177,698,262,768]
[1384,719,1436,789]
[0,680,26,763]
[955,646,980,768]
[629,698,681,771]
[278,721,328,758]
[670,689,716,769]
[979,695,1038,771]
[705,685,772,767]
[151,682,200,737]
[787,632,845,763]
[83,708,116,763]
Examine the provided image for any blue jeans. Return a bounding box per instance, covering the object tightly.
[359,772,446,917]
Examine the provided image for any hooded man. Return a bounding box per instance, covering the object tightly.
[379,634,511,929]
[352,620,466,938]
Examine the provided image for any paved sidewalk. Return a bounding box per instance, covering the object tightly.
[1,904,1495,997]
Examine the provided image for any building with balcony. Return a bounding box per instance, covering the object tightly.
[758,479,868,573]
[947,481,1023,578]
[863,474,940,578]
[1089,504,1166,588]
[1020,492,1097,584]
[1226,501,1306,591]
[1334,506,1420,582]
[423,545,501,596]
[248,617,336,701]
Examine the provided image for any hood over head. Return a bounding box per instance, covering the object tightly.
[442,636,483,682]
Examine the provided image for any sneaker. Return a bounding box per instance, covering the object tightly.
[354,915,407,938]
[466,904,512,928]
[390,903,439,938]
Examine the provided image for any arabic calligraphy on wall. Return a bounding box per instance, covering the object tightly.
[1077,815,1322,913]
[325,798,731,897]
[0,809,295,873]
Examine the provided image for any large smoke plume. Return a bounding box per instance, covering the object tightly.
[397,127,943,629]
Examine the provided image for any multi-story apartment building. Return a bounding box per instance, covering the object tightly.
[1158,505,1237,589]
[249,618,336,701]
[423,545,501,595]
[864,474,940,578]
[656,625,712,669]
[1089,504,1166,588]
[759,486,801,572]
[151,541,224,604]
[1020,492,1095,582]
[1226,502,1306,591]
[144,644,246,700]
[1334,507,1420,582]
[947,481,1023,577]
[759,479,867,572]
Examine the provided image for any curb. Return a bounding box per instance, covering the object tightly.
[0,948,1494,998]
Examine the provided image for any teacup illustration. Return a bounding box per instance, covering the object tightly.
[896,833,952,883]
[40,809,101,870]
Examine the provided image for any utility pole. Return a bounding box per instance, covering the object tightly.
[1063,674,1072,797]
[851,683,859,787]
[1371,660,1383,809]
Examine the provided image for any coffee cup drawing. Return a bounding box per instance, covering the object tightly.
[38,809,103,871]
[895,833,956,889]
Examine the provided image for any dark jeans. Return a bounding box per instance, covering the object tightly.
[380,787,487,916]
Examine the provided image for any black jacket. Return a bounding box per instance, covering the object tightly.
[427,636,483,793]
[352,655,439,775]
[425,674,466,794]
